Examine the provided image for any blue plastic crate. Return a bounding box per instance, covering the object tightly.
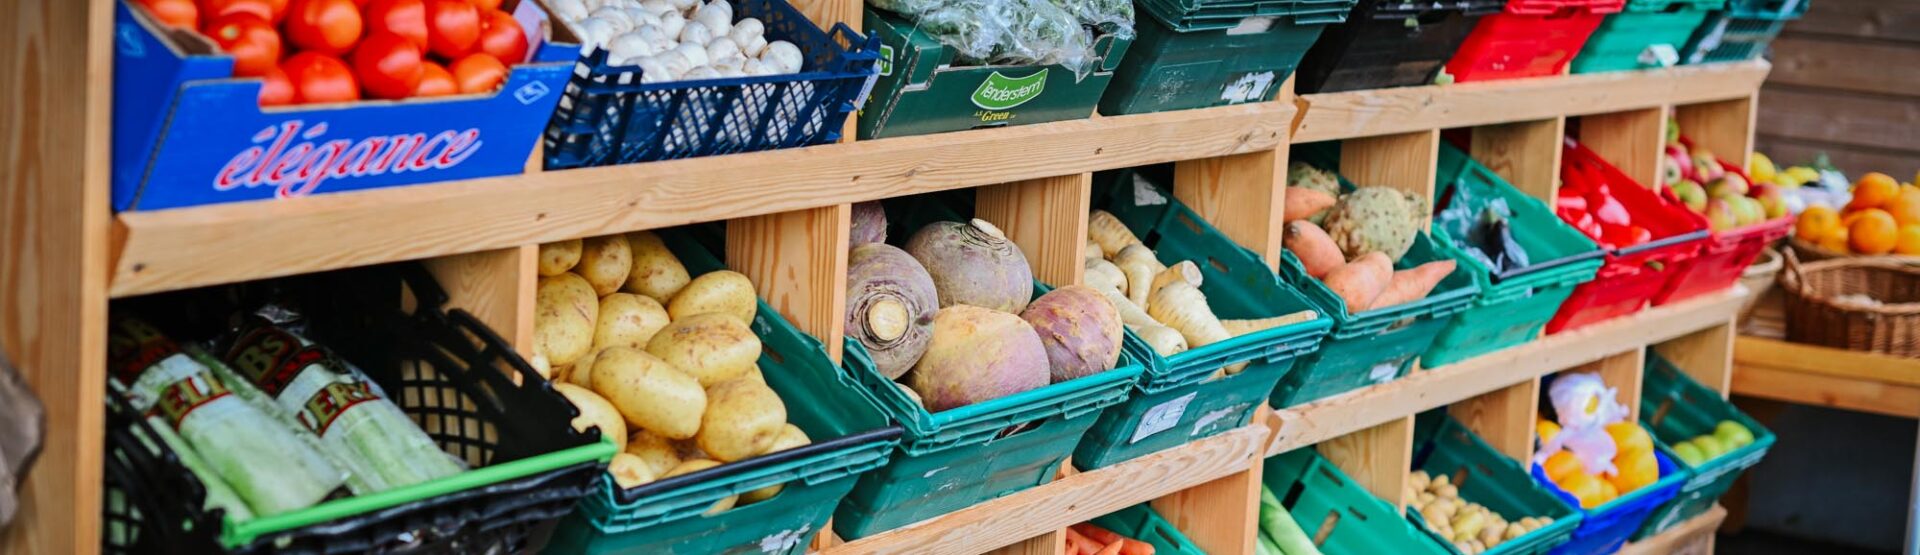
[1529,438,1685,555]
[543,0,880,169]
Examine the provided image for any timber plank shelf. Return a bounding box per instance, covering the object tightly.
[1732,335,1920,419]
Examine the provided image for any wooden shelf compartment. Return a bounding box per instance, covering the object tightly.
[1732,335,1920,419]
[1620,505,1728,555]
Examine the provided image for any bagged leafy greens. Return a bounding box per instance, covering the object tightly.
[107,316,347,517]
[868,0,1127,76]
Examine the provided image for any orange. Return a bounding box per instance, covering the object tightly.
[1543,450,1585,483]
[1559,472,1607,509]
[1820,227,1852,254]
[1611,447,1661,494]
[1851,172,1901,210]
[1597,479,1620,505]
[1797,205,1840,241]
[1898,225,1920,255]
[1850,209,1899,255]
[1538,419,1562,445]
[1605,422,1653,454]
[1889,188,1920,227]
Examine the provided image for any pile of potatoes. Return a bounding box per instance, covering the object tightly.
[535,231,809,511]
[1406,470,1554,555]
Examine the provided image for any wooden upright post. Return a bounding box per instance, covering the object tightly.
[1579,107,1669,190]
[1673,95,1757,168]
[1175,149,1288,269]
[728,206,854,364]
[977,174,1094,287]
[1319,415,1416,510]
[1472,118,1568,202]
[426,246,538,351]
[1452,378,1544,463]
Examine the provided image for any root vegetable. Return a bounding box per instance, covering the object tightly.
[846,243,939,379]
[906,305,1049,411]
[594,293,671,352]
[539,239,583,276]
[1221,310,1320,336]
[895,382,925,408]
[578,234,634,296]
[905,219,1034,313]
[1099,289,1157,328]
[1322,252,1392,313]
[1083,259,1126,297]
[608,453,656,488]
[531,354,555,381]
[739,424,809,504]
[590,347,708,439]
[850,201,888,246]
[535,273,599,367]
[668,270,759,325]
[1284,187,1338,223]
[1084,241,1102,263]
[554,383,627,451]
[1019,285,1125,383]
[1369,260,1456,310]
[1135,324,1188,356]
[1284,221,1344,280]
[624,230,692,303]
[662,459,735,514]
[1113,244,1165,309]
[1088,209,1142,257]
[646,312,762,387]
[1146,281,1230,349]
[624,428,682,476]
[1150,261,1203,300]
[696,377,788,462]
[566,348,602,390]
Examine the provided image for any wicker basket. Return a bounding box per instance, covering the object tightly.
[1738,247,1781,319]
[1789,237,1920,265]
[1780,249,1920,357]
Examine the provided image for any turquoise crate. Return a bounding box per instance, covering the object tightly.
[553,227,902,555]
[1410,411,1583,555]
[1098,10,1332,115]
[1266,447,1452,555]
[1423,143,1603,367]
[1091,504,1208,555]
[1632,352,1775,539]
[1571,6,1719,73]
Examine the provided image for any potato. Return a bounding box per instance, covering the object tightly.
[535,273,598,367]
[590,347,707,439]
[553,383,627,451]
[624,429,683,476]
[668,270,759,325]
[530,354,555,381]
[740,364,766,385]
[624,230,691,303]
[738,424,810,504]
[696,378,788,462]
[539,239,583,276]
[646,313,761,387]
[594,293,671,352]
[578,235,634,296]
[608,453,656,489]
[566,349,601,390]
[663,459,736,514]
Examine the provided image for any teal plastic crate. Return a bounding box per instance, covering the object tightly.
[1072,170,1332,469]
[1632,352,1775,539]
[1570,3,1721,74]
[1265,447,1452,555]
[1091,503,1208,555]
[1423,143,1603,367]
[550,227,903,555]
[1098,11,1332,115]
[1410,411,1583,555]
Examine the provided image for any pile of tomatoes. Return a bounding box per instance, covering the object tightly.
[134,0,531,106]
[1556,182,1654,250]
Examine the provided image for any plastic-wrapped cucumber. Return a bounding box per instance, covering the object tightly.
[107,316,347,517]
[222,311,464,494]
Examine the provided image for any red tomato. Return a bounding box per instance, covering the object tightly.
[352,32,424,99]
[449,52,506,93]
[282,52,360,104]
[415,61,458,97]
[468,0,501,10]
[261,0,288,21]
[365,0,428,50]
[425,0,481,59]
[203,14,281,77]
[200,0,273,21]
[475,9,526,64]
[258,65,295,106]
[139,0,199,28]
[284,0,363,55]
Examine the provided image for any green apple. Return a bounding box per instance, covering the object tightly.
[1714,420,1756,449]
[1692,435,1727,460]
[1672,442,1706,467]
[1673,180,1709,213]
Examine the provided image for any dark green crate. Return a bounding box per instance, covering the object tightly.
[1142,0,1355,32]
[1422,143,1603,367]
[1098,12,1330,115]
[556,227,901,554]
[856,8,1130,140]
[1571,8,1717,73]
[1410,412,1583,555]
[1092,504,1207,555]
[1074,170,1330,469]
[1632,352,1775,539]
[1265,447,1452,555]
[1681,11,1789,64]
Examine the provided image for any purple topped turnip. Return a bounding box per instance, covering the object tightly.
[1020,285,1124,383]
[906,305,1049,411]
[850,201,888,246]
[905,219,1034,314]
[845,243,939,379]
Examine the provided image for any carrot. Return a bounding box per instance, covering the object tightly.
[1119,538,1156,555]
[1074,523,1123,545]
[1284,221,1345,279]
[1095,541,1124,555]
[1369,260,1456,310]
[1284,187,1337,223]
[1066,527,1103,554]
[1322,252,1392,313]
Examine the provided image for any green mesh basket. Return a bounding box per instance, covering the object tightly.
[1632,352,1775,539]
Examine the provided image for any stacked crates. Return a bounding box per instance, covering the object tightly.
[1100,0,1357,115]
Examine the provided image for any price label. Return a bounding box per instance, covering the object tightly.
[1131,392,1196,444]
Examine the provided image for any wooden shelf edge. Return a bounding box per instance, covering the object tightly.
[1267,288,1748,457]
[1734,336,1920,387]
[109,102,1295,298]
[1294,60,1771,142]
[1732,336,1920,419]
[819,424,1269,555]
[1619,505,1727,555]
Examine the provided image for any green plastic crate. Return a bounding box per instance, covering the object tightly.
[1632,352,1775,539]
[1072,170,1331,469]
[1570,4,1720,74]
[1681,11,1789,64]
[1422,144,1603,367]
[1142,0,1355,32]
[1409,411,1583,555]
[1265,447,1452,555]
[1091,504,1208,555]
[1098,12,1333,115]
[549,227,903,555]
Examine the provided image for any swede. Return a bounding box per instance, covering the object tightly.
[1020,285,1124,383]
[624,230,692,303]
[906,305,1049,411]
[850,201,888,245]
[667,270,758,325]
[904,219,1034,314]
[845,243,938,379]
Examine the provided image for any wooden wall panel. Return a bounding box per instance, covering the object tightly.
[1757,2,1920,173]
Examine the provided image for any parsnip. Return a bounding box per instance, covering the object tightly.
[1084,241,1103,263]
[1146,281,1231,349]
[1150,261,1203,300]
[1134,324,1188,356]
[1221,310,1320,336]
[1088,210,1143,257]
[1083,259,1127,297]
[1101,289,1160,329]
[1113,244,1165,309]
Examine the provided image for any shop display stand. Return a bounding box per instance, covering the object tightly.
[0,1,1770,553]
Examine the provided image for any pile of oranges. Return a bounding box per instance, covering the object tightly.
[1536,420,1662,509]
[1796,172,1920,255]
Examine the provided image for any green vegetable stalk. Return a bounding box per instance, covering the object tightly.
[1260,484,1324,555]
[142,413,255,522]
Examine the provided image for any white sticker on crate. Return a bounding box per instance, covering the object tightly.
[1131,392,1197,444]
[1368,361,1399,383]
[758,525,813,553]
[1192,402,1252,436]
[1132,174,1168,206]
[1221,72,1275,105]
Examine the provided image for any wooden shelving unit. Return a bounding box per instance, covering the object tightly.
[0,0,1773,551]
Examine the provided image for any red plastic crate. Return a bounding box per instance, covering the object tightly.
[1547,139,1710,334]
[1652,159,1793,305]
[1446,8,1609,82]
[1506,0,1624,15]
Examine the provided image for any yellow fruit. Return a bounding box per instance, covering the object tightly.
[1538,420,1561,445]
[1544,451,1585,483]
[1597,479,1620,505]
[1889,189,1920,228]
[1559,472,1607,509]
[1853,173,1902,210]
[1611,447,1660,494]
[1850,209,1899,255]
[1819,227,1851,254]
[1606,422,1653,454]
[1787,166,1821,185]
[1797,205,1839,242]
[1750,152,1778,184]
[1897,225,1920,255]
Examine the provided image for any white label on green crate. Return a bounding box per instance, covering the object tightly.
[758,525,812,553]
[971,70,1048,110]
[1641,44,1681,68]
[1221,72,1275,105]
[1132,392,1197,444]
[1368,361,1399,383]
[1131,174,1168,206]
[1191,402,1252,436]
[1226,16,1275,36]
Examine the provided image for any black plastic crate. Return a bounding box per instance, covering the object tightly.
[1295,0,1506,93]
[100,264,610,554]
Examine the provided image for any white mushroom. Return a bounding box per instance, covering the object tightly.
[589,7,635,32]
[657,10,686,41]
[608,31,659,62]
[678,20,713,45]
[701,0,733,20]
[738,34,768,58]
[741,58,777,76]
[672,42,710,67]
[633,55,673,83]
[729,18,765,45]
[706,36,743,65]
[693,8,731,39]
[577,17,622,50]
[667,0,697,11]
[717,65,747,77]
[655,50,693,79]
[683,66,723,80]
[631,24,673,52]
[626,8,662,28]
[552,0,591,21]
[760,40,802,73]
[639,0,676,16]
